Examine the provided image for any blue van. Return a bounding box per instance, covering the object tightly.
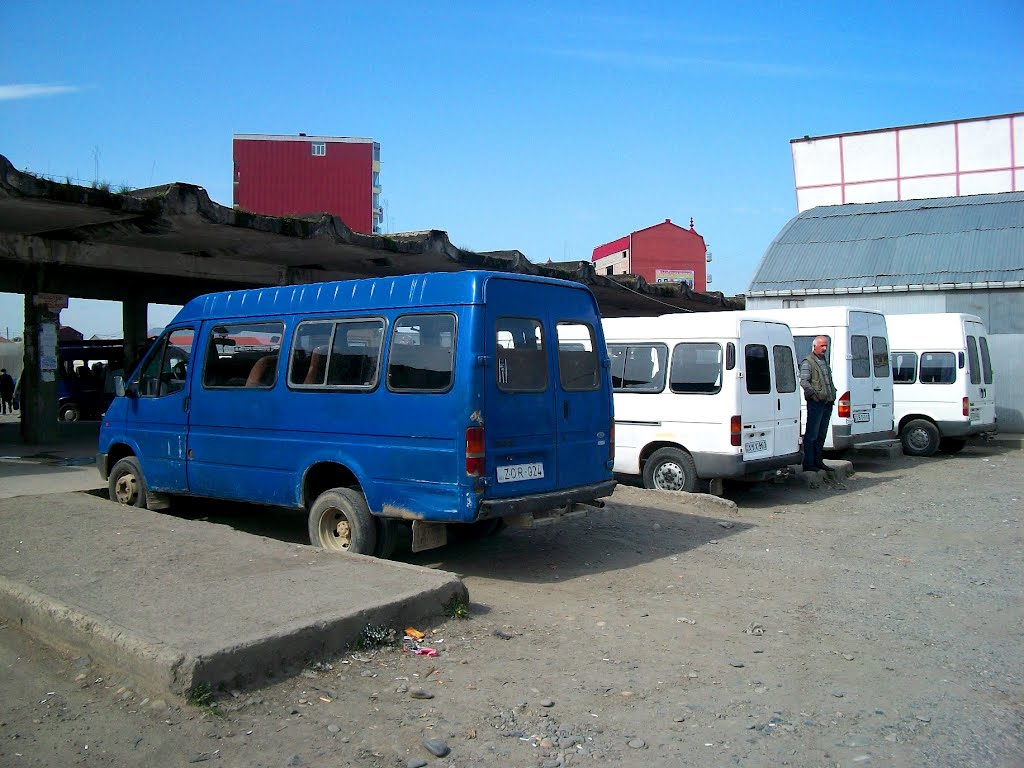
[98,271,616,556]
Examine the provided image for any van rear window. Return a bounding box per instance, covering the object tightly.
[794,335,831,364]
[891,352,917,384]
[496,317,547,392]
[556,323,600,391]
[979,337,993,384]
[743,344,770,394]
[872,336,890,378]
[919,352,955,384]
[609,343,668,393]
[966,336,981,385]
[773,346,796,393]
[851,335,870,378]
[670,343,723,394]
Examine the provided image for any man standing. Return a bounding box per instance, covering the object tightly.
[0,368,14,415]
[799,336,837,472]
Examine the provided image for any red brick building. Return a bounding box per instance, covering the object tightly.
[232,134,381,233]
[591,218,709,292]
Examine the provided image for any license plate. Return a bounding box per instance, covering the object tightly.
[853,411,870,423]
[497,462,545,483]
[970,407,980,421]
[744,440,768,453]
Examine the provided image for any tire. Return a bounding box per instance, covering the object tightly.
[901,419,940,457]
[939,437,967,454]
[307,487,377,555]
[60,403,81,422]
[374,517,404,559]
[108,456,148,508]
[642,447,699,492]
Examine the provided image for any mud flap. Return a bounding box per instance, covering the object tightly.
[411,520,448,553]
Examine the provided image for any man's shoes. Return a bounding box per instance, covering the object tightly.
[815,462,830,471]
[802,464,817,472]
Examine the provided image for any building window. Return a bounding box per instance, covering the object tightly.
[311,142,326,157]
[782,299,804,308]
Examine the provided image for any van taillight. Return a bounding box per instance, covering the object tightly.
[963,397,969,417]
[730,415,742,447]
[609,420,615,460]
[466,426,485,476]
[837,392,851,419]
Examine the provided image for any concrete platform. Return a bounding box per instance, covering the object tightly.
[0,492,466,700]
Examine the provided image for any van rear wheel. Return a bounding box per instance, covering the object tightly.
[901,419,939,457]
[308,488,377,555]
[643,448,699,493]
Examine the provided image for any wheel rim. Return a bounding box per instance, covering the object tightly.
[907,427,932,452]
[113,471,138,505]
[653,460,688,491]
[318,507,353,551]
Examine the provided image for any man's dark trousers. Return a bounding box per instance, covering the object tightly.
[803,399,833,469]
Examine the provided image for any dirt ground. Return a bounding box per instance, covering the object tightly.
[2,443,1022,768]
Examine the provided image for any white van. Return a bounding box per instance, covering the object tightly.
[597,313,802,492]
[886,313,997,456]
[741,307,896,452]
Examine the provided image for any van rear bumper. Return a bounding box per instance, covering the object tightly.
[694,450,802,479]
[479,480,617,519]
[832,426,897,450]
[936,419,998,437]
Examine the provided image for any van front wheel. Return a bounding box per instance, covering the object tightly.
[643,448,699,492]
[308,488,377,555]
[108,456,148,508]
[901,419,939,457]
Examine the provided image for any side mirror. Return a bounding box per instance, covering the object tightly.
[114,375,126,397]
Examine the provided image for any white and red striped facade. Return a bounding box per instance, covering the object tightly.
[791,112,1024,212]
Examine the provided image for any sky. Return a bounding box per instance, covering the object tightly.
[1,0,1022,338]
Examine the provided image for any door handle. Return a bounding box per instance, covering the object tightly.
[183,395,190,412]
[873,387,881,392]
[563,400,569,419]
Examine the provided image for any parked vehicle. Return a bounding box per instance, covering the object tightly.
[886,313,997,456]
[741,307,896,452]
[594,313,802,492]
[57,339,128,421]
[98,271,616,556]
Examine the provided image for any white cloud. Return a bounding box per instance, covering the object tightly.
[0,83,79,101]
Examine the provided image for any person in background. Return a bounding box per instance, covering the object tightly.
[799,336,837,472]
[0,368,14,415]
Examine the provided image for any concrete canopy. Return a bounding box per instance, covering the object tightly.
[0,154,741,317]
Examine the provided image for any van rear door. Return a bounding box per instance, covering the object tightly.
[848,312,876,438]
[738,321,778,462]
[868,314,894,436]
[483,277,610,497]
[767,323,801,457]
[965,320,996,426]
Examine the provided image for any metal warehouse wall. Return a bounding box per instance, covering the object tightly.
[746,290,1024,432]
[233,139,373,232]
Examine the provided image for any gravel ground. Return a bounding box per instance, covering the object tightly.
[1,443,1022,767]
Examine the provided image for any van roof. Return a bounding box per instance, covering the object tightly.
[603,312,789,340]
[739,306,885,325]
[886,313,987,347]
[171,271,592,323]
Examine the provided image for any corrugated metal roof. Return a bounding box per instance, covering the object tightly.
[748,192,1024,294]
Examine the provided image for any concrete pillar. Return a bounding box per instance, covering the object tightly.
[21,281,61,444]
[122,299,149,371]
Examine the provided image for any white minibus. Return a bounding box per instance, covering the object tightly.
[741,307,896,452]
[597,313,802,492]
[886,313,997,456]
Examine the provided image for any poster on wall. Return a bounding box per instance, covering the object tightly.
[655,269,695,288]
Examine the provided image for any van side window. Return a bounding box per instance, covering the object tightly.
[671,343,723,394]
[979,337,993,384]
[871,336,890,378]
[329,320,385,387]
[919,352,956,384]
[556,323,600,391]
[966,336,981,385]
[387,314,456,392]
[495,317,547,392]
[609,343,668,393]
[743,344,771,394]
[135,328,194,397]
[773,346,797,393]
[891,352,918,383]
[202,322,284,389]
[289,321,333,386]
[851,335,870,378]
[794,335,831,364]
